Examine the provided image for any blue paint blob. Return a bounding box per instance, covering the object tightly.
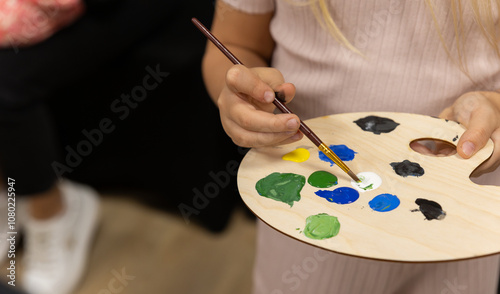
[315,187,359,204]
[319,145,357,166]
[369,194,400,212]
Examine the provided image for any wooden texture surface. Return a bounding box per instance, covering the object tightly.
[237,112,500,262]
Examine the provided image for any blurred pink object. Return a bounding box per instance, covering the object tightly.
[0,0,85,48]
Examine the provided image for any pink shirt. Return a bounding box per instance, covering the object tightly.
[223,0,500,185]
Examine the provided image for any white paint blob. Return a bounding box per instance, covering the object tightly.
[351,172,382,193]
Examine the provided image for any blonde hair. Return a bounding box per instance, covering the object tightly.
[290,0,500,72]
[425,0,500,74]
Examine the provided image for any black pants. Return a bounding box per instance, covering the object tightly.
[0,0,192,195]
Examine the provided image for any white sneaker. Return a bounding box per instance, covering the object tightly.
[22,180,100,294]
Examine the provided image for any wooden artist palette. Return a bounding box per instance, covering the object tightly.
[237,112,500,262]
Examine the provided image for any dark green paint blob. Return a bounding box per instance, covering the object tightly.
[307,171,338,188]
[255,172,306,207]
[304,213,341,240]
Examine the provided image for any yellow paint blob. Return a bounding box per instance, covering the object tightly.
[282,148,310,163]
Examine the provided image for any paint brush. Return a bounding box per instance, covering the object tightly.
[192,18,361,183]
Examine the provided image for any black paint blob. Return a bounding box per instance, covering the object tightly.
[412,198,446,220]
[353,115,400,135]
[390,160,425,177]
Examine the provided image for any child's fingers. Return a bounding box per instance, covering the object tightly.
[439,91,500,176]
[471,128,500,176]
[228,102,300,133]
[438,106,453,121]
[221,102,301,146]
[445,93,500,158]
[222,117,302,147]
[219,65,299,147]
[225,65,279,104]
[273,82,296,103]
[456,105,498,158]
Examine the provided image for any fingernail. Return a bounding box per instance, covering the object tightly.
[462,141,475,157]
[264,91,275,103]
[287,119,299,130]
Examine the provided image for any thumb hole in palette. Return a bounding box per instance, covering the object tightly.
[409,138,457,157]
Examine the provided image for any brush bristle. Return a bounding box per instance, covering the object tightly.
[348,170,361,182]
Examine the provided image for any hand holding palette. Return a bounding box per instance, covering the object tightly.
[237,112,500,262]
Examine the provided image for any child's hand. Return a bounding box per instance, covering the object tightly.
[439,91,500,176]
[218,64,302,147]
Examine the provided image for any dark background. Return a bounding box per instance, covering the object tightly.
[7,0,246,232]
[53,0,245,232]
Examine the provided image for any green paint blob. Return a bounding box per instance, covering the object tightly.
[303,213,341,240]
[307,171,338,188]
[255,172,306,207]
[362,183,374,191]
